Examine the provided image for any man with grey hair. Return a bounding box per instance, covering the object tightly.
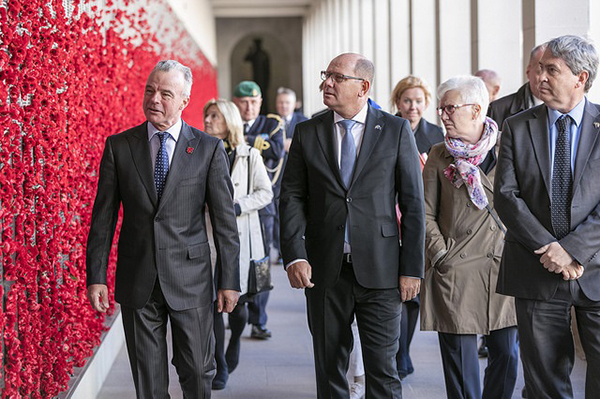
[488,43,547,130]
[475,69,502,102]
[86,60,240,397]
[495,35,600,398]
[280,52,425,398]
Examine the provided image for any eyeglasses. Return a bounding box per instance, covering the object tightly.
[320,70,365,84]
[436,104,477,116]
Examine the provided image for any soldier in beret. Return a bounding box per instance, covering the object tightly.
[233,80,284,340]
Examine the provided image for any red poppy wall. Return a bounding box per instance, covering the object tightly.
[0,0,217,396]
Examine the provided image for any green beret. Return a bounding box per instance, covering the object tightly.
[233,81,262,98]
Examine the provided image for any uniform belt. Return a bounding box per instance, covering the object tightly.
[342,253,352,264]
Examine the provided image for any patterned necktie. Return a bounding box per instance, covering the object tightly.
[154,131,170,201]
[339,119,357,244]
[551,115,572,239]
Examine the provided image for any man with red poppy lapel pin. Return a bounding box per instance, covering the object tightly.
[86,60,240,398]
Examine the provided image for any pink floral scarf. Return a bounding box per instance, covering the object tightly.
[443,117,498,209]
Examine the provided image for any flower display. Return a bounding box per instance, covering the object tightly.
[0,0,217,396]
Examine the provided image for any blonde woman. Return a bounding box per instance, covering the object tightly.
[391,75,444,155]
[203,99,273,390]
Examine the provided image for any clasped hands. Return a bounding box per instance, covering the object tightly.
[534,241,584,281]
[286,260,420,301]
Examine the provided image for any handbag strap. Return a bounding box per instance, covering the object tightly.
[485,204,506,234]
[246,154,254,259]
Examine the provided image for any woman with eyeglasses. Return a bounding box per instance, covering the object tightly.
[420,76,518,399]
[391,75,445,155]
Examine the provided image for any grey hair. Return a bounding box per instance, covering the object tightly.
[355,57,375,83]
[276,87,297,100]
[546,35,599,92]
[152,60,193,97]
[437,75,489,122]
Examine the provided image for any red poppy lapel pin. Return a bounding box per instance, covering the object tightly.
[187,147,194,154]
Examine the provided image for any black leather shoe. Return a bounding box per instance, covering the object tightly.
[251,324,272,340]
[211,369,228,390]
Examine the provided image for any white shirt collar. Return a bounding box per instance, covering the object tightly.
[333,102,368,125]
[147,119,183,141]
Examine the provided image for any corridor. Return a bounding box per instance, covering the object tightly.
[97,264,586,399]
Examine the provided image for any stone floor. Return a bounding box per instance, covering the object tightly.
[97,264,586,399]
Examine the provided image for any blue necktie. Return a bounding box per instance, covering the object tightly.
[551,115,572,239]
[339,119,357,244]
[154,132,170,201]
[339,119,357,187]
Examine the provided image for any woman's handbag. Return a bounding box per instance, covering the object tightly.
[247,255,272,295]
[245,155,273,295]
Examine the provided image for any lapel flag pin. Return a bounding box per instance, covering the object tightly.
[187,147,194,154]
[594,122,600,128]
[375,125,382,130]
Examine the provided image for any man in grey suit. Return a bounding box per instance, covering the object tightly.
[86,60,240,398]
[494,35,600,398]
[280,53,425,398]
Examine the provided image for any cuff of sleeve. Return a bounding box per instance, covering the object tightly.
[234,203,242,216]
[284,258,306,271]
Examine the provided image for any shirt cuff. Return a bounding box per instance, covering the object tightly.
[284,258,307,271]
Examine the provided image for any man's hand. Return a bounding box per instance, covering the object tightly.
[87,284,109,313]
[217,289,240,313]
[286,261,314,289]
[534,242,574,272]
[560,261,585,281]
[399,277,421,302]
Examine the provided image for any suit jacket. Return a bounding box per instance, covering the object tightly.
[285,111,308,141]
[246,114,284,176]
[279,106,426,289]
[494,100,600,301]
[86,121,240,311]
[488,83,535,131]
[413,118,445,154]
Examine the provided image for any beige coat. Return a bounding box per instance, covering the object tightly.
[208,144,273,295]
[420,143,516,334]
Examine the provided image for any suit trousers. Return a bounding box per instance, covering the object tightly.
[121,280,215,399]
[516,280,600,399]
[438,327,518,399]
[306,260,402,398]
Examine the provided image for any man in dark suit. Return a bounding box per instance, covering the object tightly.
[280,52,425,398]
[273,87,308,264]
[86,60,240,398]
[233,81,284,340]
[488,43,547,130]
[494,35,600,398]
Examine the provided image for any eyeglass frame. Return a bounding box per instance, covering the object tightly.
[320,70,365,84]
[436,103,477,116]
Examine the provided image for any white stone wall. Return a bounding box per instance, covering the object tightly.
[302,0,600,117]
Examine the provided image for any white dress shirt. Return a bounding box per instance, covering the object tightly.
[147,119,182,169]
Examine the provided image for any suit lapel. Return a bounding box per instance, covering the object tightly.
[351,106,384,186]
[128,123,158,207]
[157,121,200,212]
[315,111,346,188]
[573,100,600,191]
[528,105,552,195]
